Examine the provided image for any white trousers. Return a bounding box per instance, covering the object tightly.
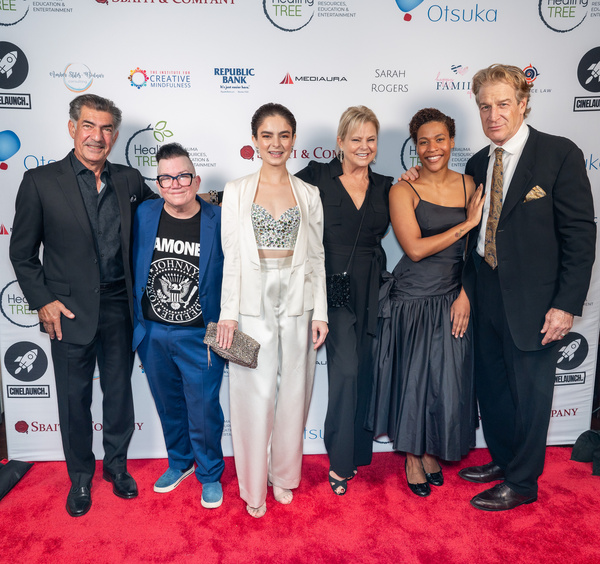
[229,256,316,508]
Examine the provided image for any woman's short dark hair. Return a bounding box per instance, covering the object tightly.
[156,142,190,163]
[251,103,297,137]
[409,108,456,144]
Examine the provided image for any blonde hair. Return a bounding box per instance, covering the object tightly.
[336,105,380,149]
[472,64,532,118]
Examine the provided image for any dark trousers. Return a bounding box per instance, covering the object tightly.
[50,283,135,488]
[137,321,225,484]
[474,261,557,497]
[324,306,374,477]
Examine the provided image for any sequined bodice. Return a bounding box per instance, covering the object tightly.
[251,203,300,250]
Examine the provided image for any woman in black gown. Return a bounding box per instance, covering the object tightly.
[368,108,484,497]
[296,106,393,495]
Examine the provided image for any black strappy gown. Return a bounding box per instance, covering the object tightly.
[367,179,476,460]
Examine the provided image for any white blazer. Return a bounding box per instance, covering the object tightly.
[220,170,328,323]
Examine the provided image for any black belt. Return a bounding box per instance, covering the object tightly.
[99,279,126,292]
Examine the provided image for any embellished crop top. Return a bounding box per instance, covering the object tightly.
[251,203,300,250]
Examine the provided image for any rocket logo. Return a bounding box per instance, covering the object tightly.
[0,51,17,79]
[0,42,29,90]
[577,47,600,94]
[555,332,588,371]
[5,341,48,383]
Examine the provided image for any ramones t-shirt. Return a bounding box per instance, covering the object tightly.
[141,208,205,327]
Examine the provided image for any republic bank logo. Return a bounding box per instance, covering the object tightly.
[263,0,314,32]
[538,0,593,33]
[0,0,30,26]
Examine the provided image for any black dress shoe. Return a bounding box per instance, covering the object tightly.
[66,485,92,517]
[405,460,431,497]
[458,461,504,483]
[102,470,138,499]
[470,483,537,511]
[425,468,444,487]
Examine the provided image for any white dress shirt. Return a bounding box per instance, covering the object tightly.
[476,122,530,257]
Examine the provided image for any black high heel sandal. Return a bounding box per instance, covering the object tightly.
[328,468,348,496]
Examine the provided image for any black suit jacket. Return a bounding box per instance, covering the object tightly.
[463,126,596,351]
[9,153,157,345]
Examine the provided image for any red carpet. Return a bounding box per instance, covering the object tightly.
[1,448,598,563]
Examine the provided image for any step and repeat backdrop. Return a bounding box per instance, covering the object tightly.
[1,0,599,461]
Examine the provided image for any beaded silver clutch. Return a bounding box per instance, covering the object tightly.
[204,322,260,369]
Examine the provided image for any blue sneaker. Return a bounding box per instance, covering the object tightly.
[154,466,194,493]
[201,481,223,509]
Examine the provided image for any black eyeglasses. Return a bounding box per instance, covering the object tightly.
[156,173,194,189]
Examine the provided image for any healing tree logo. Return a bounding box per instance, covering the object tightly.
[125,121,173,181]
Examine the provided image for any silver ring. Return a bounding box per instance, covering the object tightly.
[560,333,565,337]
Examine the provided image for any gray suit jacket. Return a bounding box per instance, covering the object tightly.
[10,152,156,345]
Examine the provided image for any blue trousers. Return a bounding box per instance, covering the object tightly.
[137,321,225,484]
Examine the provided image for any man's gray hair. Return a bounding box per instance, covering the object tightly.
[69,94,123,130]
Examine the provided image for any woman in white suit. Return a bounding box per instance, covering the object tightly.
[217,103,328,518]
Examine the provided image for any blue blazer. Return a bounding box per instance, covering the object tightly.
[131,196,224,351]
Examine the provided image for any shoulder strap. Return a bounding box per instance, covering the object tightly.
[344,187,371,274]
[404,180,421,200]
[461,174,467,208]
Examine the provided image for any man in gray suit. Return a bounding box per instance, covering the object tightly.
[10,94,156,517]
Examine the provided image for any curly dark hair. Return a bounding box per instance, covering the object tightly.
[409,108,455,144]
[251,103,297,138]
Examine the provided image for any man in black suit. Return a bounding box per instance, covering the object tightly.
[10,94,156,517]
[458,64,596,510]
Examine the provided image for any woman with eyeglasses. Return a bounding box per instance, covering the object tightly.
[217,103,328,518]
